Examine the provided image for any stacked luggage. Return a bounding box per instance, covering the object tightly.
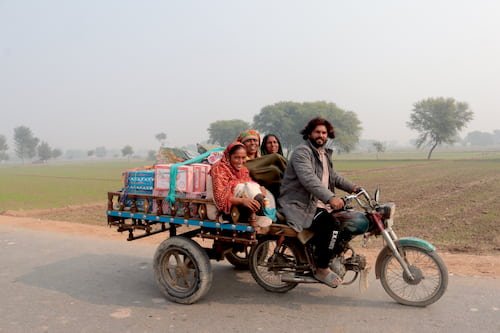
[119,148,224,220]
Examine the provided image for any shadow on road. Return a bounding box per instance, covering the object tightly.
[17,253,397,310]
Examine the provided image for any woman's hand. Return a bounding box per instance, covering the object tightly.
[236,197,261,212]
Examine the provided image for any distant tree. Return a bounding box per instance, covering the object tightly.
[253,102,301,156]
[492,130,500,144]
[207,119,250,146]
[37,141,52,162]
[95,146,107,158]
[155,132,167,147]
[372,141,386,160]
[407,97,473,160]
[147,150,157,161]
[463,131,494,146]
[13,126,39,163]
[51,148,62,159]
[0,134,8,162]
[121,145,134,160]
[65,150,86,160]
[87,150,95,157]
[0,134,7,152]
[253,101,362,155]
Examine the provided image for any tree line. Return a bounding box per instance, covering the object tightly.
[1,97,492,163]
[207,97,476,159]
[0,126,62,163]
[208,101,362,156]
[463,130,500,146]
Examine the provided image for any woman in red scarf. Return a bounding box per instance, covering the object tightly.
[209,142,262,218]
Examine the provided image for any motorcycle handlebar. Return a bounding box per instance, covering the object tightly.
[343,188,373,210]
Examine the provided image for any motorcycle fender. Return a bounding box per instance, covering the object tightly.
[374,237,436,279]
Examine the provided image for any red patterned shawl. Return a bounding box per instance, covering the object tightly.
[209,142,252,213]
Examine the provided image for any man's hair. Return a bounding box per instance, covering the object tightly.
[300,117,336,140]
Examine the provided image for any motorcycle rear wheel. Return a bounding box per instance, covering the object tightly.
[380,245,448,307]
[225,246,251,270]
[249,239,299,293]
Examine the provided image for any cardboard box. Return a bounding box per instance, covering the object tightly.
[191,163,211,193]
[154,164,193,193]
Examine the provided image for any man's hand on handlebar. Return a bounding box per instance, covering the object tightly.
[328,197,345,210]
[352,185,363,194]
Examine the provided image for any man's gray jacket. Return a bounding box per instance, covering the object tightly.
[278,140,355,232]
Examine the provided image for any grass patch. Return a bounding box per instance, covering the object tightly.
[0,161,148,210]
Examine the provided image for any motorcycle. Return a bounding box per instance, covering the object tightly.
[249,188,448,307]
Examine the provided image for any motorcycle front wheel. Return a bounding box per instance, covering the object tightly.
[249,238,299,293]
[380,245,448,307]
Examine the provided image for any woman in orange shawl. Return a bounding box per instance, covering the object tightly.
[209,142,261,217]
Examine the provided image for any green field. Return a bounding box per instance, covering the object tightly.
[1,156,499,253]
[0,159,414,210]
[0,161,147,211]
[0,156,498,211]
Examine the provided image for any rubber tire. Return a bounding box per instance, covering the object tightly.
[380,245,448,307]
[153,236,213,304]
[249,238,299,293]
[224,246,251,270]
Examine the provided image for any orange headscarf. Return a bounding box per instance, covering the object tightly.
[237,129,261,159]
[237,129,260,144]
[209,142,252,213]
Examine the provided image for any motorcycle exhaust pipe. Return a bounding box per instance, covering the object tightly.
[281,275,318,283]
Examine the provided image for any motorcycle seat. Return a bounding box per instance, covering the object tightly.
[259,212,314,244]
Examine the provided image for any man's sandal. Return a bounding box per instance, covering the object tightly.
[314,270,343,288]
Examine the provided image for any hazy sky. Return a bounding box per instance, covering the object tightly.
[1,0,499,151]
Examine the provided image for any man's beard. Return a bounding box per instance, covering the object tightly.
[309,137,325,148]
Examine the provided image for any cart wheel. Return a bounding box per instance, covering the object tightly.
[153,236,213,304]
[230,206,240,223]
[198,204,208,220]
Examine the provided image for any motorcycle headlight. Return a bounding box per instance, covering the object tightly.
[378,203,396,228]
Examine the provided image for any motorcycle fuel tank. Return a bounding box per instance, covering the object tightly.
[334,210,371,235]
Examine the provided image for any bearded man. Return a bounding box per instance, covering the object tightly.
[278,117,361,288]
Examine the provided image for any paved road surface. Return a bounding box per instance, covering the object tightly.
[0,222,498,333]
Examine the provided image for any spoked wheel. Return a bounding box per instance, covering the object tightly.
[225,245,252,270]
[225,243,268,270]
[380,245,448,307]
[153,236,212,304]
[249,239,299,293]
